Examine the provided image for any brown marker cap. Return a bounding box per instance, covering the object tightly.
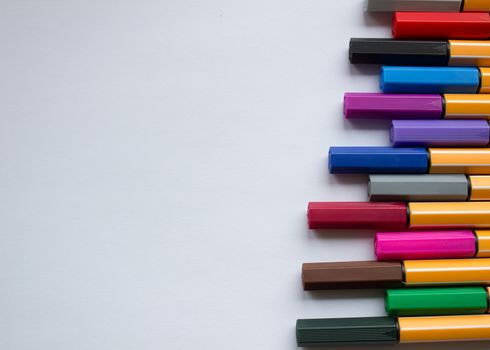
[302,261,403,290]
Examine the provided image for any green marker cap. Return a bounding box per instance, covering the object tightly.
[386,287,489,317]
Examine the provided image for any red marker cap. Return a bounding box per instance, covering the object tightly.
[308,202,408,230]
[393,12,490,40]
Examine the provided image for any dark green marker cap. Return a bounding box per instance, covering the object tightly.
[296,317,398,346]
[386,287,488,317]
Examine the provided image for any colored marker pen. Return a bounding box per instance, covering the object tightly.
[350,38,490,66]
[344,93,490,120]
[307,201,490,230]
[296,315,490,346]
[393,12,490,40]
[366,0,490,12]
[390,120,490,147]
[385,287,490,316]
[301,258,490,290]
[368,174,490,201]
[374,230,490,260]
[380,66,490,94]
[329,147,490,174]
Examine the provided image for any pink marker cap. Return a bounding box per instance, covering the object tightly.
[374,230,476,261]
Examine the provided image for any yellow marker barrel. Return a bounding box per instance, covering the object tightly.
[463,0,490,12]
[479,68,490,94]
[444,94,490,119]
[403,258,490,286]
[476,231,490,257]
[429,148,490,174]
[469,176,490,200]
[449,40,490,67]
[399,315,490,343]
[409,202,490,229]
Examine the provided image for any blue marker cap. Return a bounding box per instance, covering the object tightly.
[380,66,480,94]
[329,147,429,174]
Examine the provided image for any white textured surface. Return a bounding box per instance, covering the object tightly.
[0,1,488,349]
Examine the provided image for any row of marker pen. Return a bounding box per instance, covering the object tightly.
[297,0,490,347]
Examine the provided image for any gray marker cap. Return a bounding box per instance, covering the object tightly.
[369,174,469,201]
[365,0,463,12]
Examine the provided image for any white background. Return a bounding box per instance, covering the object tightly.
[0,1,488,349]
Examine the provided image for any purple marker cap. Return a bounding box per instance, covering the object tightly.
[344,93,443,120]
[391,120,490,147]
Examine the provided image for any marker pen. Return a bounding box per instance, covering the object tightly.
[296,315,490,346]
[344,93,490,120]
[307,201,490,230]
[380,66,490,94]
[374,230,490,260]
[390,120,490,147]
[393,12,490,40]
[329,147,490,174]
[349,38,490,66]
[368,174,490,201]
[301,258,490,290]
[385,286,490,316]
[366,0,490,12]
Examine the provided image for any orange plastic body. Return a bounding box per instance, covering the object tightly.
[479,68,490,93]
[404,258,490,286]
[429,148,490,174]
[463,0,490,12]
[449,40,490,67]
[409,202,490,229]
[399,314,490,343]
[444,94,490,119]
[469,176,490,200]
[476,230,490,257]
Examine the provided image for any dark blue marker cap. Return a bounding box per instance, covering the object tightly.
[329,147,429,174]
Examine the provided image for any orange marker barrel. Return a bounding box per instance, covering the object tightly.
[403,258,490,286]
[469,176,490,200]
[429,148,490,174]
[476,230,490,256]
[399,314,490,343]
[444,94,490,119]
[448,40,490,66]
[408,202,490,228]
[480,68,490,93]
[464,0,490,12]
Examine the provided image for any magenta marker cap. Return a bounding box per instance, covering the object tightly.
[375,230,476,260]
[344,93,443,119]
[391,120,490,147]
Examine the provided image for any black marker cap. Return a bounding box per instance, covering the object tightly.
[349,38,450,66]
[296,317,399,346]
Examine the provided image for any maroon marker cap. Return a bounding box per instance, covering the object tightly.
[308,202,408,230]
